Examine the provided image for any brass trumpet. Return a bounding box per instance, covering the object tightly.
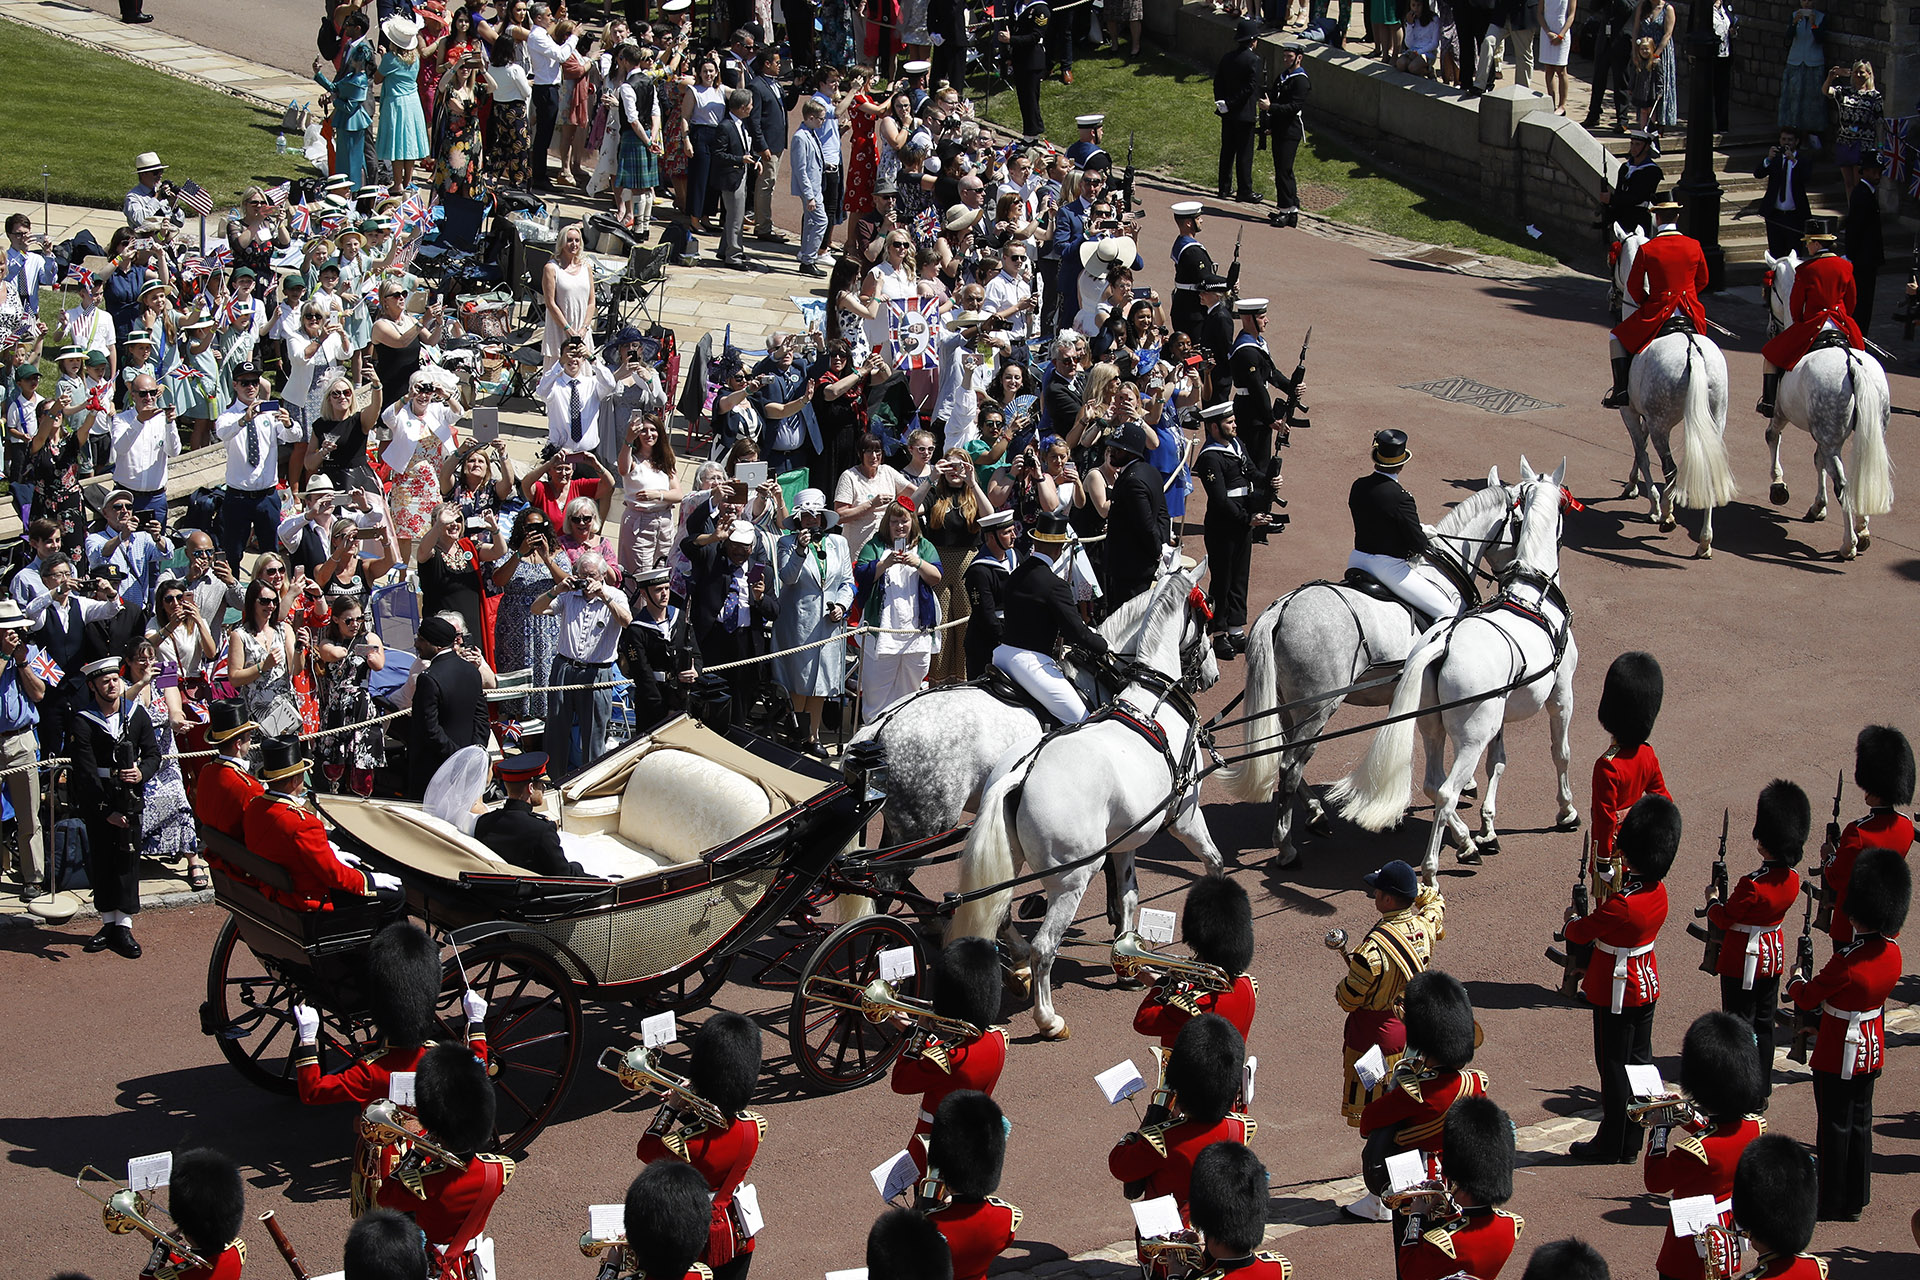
[1110,933,1231,1015]
[579,1231,633,1280]
[1627,1092,1706,1132]
[75,1166,208,1280]
[361,1099,470,1179]
[804,976,982,1069]
[1380,1178,1458,1218]
[579,1232,626,1258]
[1136,1231,1205,1273]
[597,1045,729,1132]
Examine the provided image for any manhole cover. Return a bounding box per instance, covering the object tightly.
[1403,246,1482,269]
[1401,375,1562,415]
[1299,183,1343,212]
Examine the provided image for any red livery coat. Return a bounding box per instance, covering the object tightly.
[194,757,263,841]
[1590,743,1669,897]
[1791,935,1902,1078]
[241,790,370,909]
[144,1241,245,1280]
[1753,1255,1828,1280]
[1108,1113,1257,1224]
[1565,881,1667,1012]
[1643,1117,1763,1279]
[374,1154,513,1280]
[1134,973,1258,1046]
[1196,1255,1293,1279]
[1359,1067,1490,1154]
[1760,254,1864,369]
[1611,232,1708,354]
[1822,809,1914,946]
[637,1112,765,1267]
[927,1196,1021,1280]
[892,1028,1010,1175]
[1707,865,1801,985]
[1395,1206,1524,1280]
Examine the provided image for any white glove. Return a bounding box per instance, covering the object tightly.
[462,991,488,1024]
[294,1004,320,1045]
[337,849,366,869]
[370,871,403,892]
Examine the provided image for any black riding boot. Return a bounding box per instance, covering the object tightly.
[1755,372,1778,417]
[1601,355,1632,408]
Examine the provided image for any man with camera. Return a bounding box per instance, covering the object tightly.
[0,599,50,903]
[751,335,823,478]
[535,550,633,776]
[933,313,1010,453]
[85,489,170,611]
[5,214,60,316]
[215,360,302,570]
[538,336,619,457]
[682,518,774,729]
[123,152,182,229]
[24,558,123,757]
[1195,401,1281,659]
[107,374,178,532]
[71,655,160,957]
[983,242,1040,369]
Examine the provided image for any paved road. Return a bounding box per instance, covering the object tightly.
[68,0,319,74]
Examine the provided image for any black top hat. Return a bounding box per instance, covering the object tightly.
[206,700,257,746]
[1029,508,1073,545]
[1371,429,1410,468]
[258,735,311,783]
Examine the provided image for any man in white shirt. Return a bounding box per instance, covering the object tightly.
[86,490,170,610]
[533,550,631,774]
[981,241,1038,357]
[109,372,179,528]
[5,214,58,315]
[537,337,619,455]
[525,3,572,190]
[214,359,301,569]
[932,312,1007,452]
[181,530,244,629]
[277,476,337,573]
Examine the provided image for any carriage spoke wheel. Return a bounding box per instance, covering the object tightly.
[637,952,733,1015]
[205,917,370,1094]
[788,914,928,1093]
[437,942,582,1154]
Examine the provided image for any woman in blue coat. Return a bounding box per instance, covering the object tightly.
[774,491,855,751]
[313,11,375,192]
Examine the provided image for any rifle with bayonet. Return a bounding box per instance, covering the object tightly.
[1814,768,1842,934]
[1226,228,1242,300]
[1688,809,1730,973]
[1786,881,1819,1063]
[1119,132,1137,219]
[1276,325,1312,438]
[1547,831,1593,999]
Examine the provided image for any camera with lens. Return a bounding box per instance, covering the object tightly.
[107,739,145,829]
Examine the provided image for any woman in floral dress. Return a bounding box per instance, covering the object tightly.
[820,0,856,68]
[491,508,565,718]
[380,369,462,561]
[312,598,387,796]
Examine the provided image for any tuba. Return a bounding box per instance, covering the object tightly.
[1110,934,1231,1016]
[803,976,982,1071]
[598,1045,730,1140]
[75,1166,208,1280]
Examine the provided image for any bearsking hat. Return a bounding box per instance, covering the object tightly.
[1597,651,1663,748]
[169,1149,244,1256]
[1183,876,1254,974]
[1752,779,1812,866]
[1854,724,1915,805]
[1403,970,1477,1071]
[933,937,1001,1031]
[1733,1135,1817,1256]
[344,1209,429,1280]
[1845,847,1912,937]
[416,1043,495,1156]
[1680,1011,1765,1121]
[623,1161,711,1280]
[928,1089,1006,1199]
[1618,793,1681,882]
[1188,1141,1268,1254]
[363,922,443,1047]
[1166,1014,1245,1127]
[1441,1095,1514,1205]
[1520,1239,1612,1280]
[689,1011,762,1116]
[867,1207,954,1280]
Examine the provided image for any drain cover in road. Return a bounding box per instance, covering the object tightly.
[1401,375,1562,415]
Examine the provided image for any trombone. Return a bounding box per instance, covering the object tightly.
[361,1098,470,1187]
[597,1045,730,1134]
[1110,933,1231,1016]
[803,976,982,1071]
[75,1166,208,1280]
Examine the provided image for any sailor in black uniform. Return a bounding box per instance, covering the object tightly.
[1066,114,1110,172]
[1102,421,1171,609]
[1000,0,1051,140]
[1193,402,1280,660]
[1226,298,1296,540]
[71,655,159,957]
[1170,205,1238,341]
[472,752,586,878]
[1265,44,1311,229]
[617,566,687,724]
[963,510,1020,679]
[1598,130,1663,236]
[991,511,1107,724]
[1347,430,1461,625]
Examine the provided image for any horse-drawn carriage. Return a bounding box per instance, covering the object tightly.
[198,714,966,1151]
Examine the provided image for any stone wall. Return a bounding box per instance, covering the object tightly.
[1711,0,1909,124]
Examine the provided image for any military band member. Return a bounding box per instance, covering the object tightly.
[1597,130,1663,237]
[1109,1014,1255,1231]
[923,1090,1020,1280]
[1195,275,1236,380]
[1188,1143,1291,1279]
[344,1210,429,1280]
[1347,431,1461,628]
[1521,1240,1611,1280]
[374,1044,512,1280]
[192,702,261,842]
[1642,1012,1767,1280]
[963,511,1020,679]
[1755,219,1861,418]
[1603,192,1706,409]
[1170,206,1237,341]
[1066,114,1109,171]
[1817,724,1913,950]
[72,655,160,958]
[472,752,585,877]
[624,1161,718,1280]
[1226,299,1297,502]
[1732,1136,1826,1279]
[868,1207,954,1280]
[1335,859,1446,1134]
[1358,970,1486,1214]
[1193,401,1280,659]
[1396,1098,1522,1280]
[1591,652,1669,903]
[636,1012,766,1280]
[1566,795,1678,1164]
[1789,848,1908,1221]
[892,938,1010,1177]
[1134,876,1258,1048]
[242,737,402,910]
[1706,780,1809,1096]
[142,1149,246,1280]
[992,509,1108,724]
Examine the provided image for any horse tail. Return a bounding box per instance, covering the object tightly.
[1847,350,1895,516]
[1212,606,1280,803]
[1326,629,1446,832]
[948,762,1030,944]
[1671,337,1738,509]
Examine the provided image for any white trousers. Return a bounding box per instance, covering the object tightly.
[993,644,1090,723]
[861,641,932,717]
[1347,550,1462,620]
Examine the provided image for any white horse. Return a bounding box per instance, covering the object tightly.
[1761,252,1895,559]
[948,563,1228,1040]
[1611,223,1738,556]
[1216,474,1529,867]
[1327,461,1581,881]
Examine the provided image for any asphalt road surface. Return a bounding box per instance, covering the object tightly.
[71,0,324,75]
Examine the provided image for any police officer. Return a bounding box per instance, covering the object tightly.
[963,510,1020,679]
[472,752,584,877]
[1194,401,1280,660]
[992,510,1107,723]
[1066,114,1109,171]
[1347,429,1462,626]
[1265,44,1311,229]
[1169,205,1238,341]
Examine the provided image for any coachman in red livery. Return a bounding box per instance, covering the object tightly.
[1707,780,1809,1100]
[1603,194,1708,409]
[192,703,262,842]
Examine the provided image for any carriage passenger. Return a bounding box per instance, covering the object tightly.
[471,752,585,877]
[1602,191,1706,410]
[892,938,1010,1177]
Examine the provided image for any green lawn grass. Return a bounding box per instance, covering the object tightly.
[977,50,1554,267]
[0,20,289,210]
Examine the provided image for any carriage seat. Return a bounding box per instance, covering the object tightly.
[556,747,776,879]
[1342,568,1436,630]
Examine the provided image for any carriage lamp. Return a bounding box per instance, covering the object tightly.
[843,740,889,806]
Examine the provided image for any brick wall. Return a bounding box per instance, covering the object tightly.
[1715,0,1901,122]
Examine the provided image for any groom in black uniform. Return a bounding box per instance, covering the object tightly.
[473,752,585,878]
[995,511,1108,724]
[1102,421,1170,609]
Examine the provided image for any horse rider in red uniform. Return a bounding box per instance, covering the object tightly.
[1604,192,1708,409]
[1756,217,1862,418]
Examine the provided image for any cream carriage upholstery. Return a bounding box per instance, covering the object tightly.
[556,747,776,878]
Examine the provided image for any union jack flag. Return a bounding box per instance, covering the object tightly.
[497,719,526,750]
[1886,143,1911,186]
[177,180,216,216]
[317,213,348,238]
[202,244,233,271]
[395,190,432,234]
[68,266,95,291]
[287,203,314,236]
[170,364,211,395]
[28,651,63,685]
[263,182,291,207]
[911,205,942,247]
[1908,163,1920,201]
[222,294,252,328]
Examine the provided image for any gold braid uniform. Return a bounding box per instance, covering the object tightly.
[1334,884,1445,1125]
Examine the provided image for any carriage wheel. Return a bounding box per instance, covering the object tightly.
[446,942,583,1153]
[788,914,928,1093]
[204,917,369,1094]
[637,953,733,1015]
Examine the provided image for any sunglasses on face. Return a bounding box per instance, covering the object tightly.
[134,388,161,398]
[570,514,595,524]
[190,547,214,558]
[235,378,261,387]
[258,594,279,605]
[262,566,286,577]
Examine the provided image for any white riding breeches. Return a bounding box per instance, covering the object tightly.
[1347,550,1463,621]
[993,645,1090,723]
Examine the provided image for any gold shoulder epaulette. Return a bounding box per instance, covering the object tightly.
[743,1110,768,1140]
[1136,1122,1174,1157]
[1256,1251,1292,1278]
[1420,1225,1458,1258]
[990,1197,1024,1233]
[1499,1208,1524,1239]
[1238,1114,1258,1142]
[231,1239,248,1264]
[478,1152,516,1186]
[1812,1258,1829,1279]
[1671,1131,1711,1165]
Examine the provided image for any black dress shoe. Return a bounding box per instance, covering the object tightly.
[124,12,155,21]
[109,925,143,959]
[84,927,114,953]
[1212,634,1237,661]
[1567,1138,1634,1164]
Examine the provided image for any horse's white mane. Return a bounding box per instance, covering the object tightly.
[1097,586,1158,656]
[1512,478,1563,577]
[1435,482,1511,535]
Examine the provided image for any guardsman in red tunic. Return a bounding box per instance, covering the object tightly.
[140,1149,246,1280]
[241,736,396,910]
[1789,849,1908,1221]
[1756,219,1863,417]
[191,703,261,842]
[891,938,1010,1177]
[1189,1143,1292,1280]
[1518,1239,1609,1280]
[636,1013,766,1280]
[1603,194,1708,408]
[922,1091,1021,1280]
[1733,1136,1828,1280]
[1643,1013,1766,1280]
[1360,970,1487,1201]
[374,1045,512,1280]
[343,1210,432,1280]
[1566,794,1677,1164]
[1133,877,1258,1121]
[1591,652,1670,903]
[1707,781,1808,1099]
[1818,725,1914,950]
[623,1161,723,1280]
[1396,1096,1523,1280]
[867,1207,954,1280]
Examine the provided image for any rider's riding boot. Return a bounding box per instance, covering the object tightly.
[1600,355,1632,408]
[1755,372,1778,418]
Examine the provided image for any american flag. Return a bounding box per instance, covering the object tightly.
[263,182,292,207]
[28,651,63,685]
[177,180,216,216]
